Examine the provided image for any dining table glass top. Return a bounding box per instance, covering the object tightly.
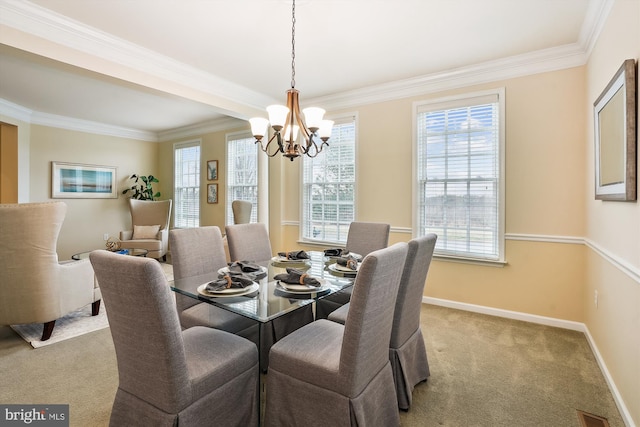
[169,251,355,323]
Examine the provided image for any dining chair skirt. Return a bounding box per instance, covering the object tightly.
[264,243,408,427]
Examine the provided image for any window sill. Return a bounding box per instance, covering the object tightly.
[296,239,345,249]
[433,254,507,268]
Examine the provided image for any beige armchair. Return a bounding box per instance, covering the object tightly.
[0,202,102,341]
[232,200,252,224]
[119,199,172,261]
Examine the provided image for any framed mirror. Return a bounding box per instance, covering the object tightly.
[594,59,637,201]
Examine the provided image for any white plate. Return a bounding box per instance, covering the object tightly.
[276,281,328,294]
[197,282,259,298]
[271,256,311,263]
[329,263,359,273]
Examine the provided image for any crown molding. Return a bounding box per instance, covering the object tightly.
[309,43,588,111]
[579,0,615,56]
[31,111,158,141]
[309,0,613,111]
[0,98,158,141]
[0,98,33,122]
[158,116,248,142]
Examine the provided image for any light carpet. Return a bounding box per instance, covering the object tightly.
[10,261,174,349]
[10,305,109,349]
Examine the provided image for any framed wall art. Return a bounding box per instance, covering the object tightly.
[207,160,218,180]
[207,183,218,204]
[51,162,117,199]
[594,58,637,201]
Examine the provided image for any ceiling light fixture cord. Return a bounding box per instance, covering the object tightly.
[291,0,296,89]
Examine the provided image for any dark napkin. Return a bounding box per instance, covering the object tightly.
[323,248,344,257]
[274,268,321,287]
[206,273,254,292]
[336,255,359,270]
[277,250,310,260]
[228,260,261,273]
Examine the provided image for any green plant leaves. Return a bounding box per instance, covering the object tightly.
[122,174,161,200]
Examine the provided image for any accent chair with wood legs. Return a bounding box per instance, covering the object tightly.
[0,202,101,341]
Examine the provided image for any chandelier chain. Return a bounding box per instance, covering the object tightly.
[291,0,296,88]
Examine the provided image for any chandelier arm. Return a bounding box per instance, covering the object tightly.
[256,132,285,157]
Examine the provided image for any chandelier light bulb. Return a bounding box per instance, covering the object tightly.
[249,117,269,140]
[302,107,325,132]
[266,105,289,130]
[318,120,334,141]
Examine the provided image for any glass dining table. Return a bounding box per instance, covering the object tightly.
[168,250,355,366]
[169,250,356,422]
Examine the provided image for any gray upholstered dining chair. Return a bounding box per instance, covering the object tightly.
[225,223,273,262]
[316,221,391,319]
[232,200,253,224]
[345,221,391,257]
[89,250,259,427]
[328,234,438,410]
[169,226,256,336]
[264,242,408,427]
[225,222,313,371]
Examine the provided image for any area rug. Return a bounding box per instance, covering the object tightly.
[160,261,174,281]
[11,263,174,349]
[10,305,109,349]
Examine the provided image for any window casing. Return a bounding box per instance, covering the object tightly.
[226,132,259,225]
[174,140,201,228]
[414,89,505,262]
[301,117,356,244]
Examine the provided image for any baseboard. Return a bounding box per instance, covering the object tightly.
[581,327,635,427]
[422,296,585,331]
[422,297,635,427]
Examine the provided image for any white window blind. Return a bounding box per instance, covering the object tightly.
[301,117,356,243]
[174,141,200,228]
[415,90,504,261]
[226,133,258,225]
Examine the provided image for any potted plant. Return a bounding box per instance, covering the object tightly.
[122,174,161,200]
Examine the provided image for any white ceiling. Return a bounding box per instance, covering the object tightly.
[0,0,610,139]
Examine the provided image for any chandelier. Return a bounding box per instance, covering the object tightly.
[249,0,333,161]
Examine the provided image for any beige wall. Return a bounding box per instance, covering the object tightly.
[159,126,250,232]
[29,125,158,259]
[584,0,640,424]
[276,66,588,321]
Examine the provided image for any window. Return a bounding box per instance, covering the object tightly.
[226,132,258,225]
[415,89,505,262]
[174,140,201,228]
[301,117,356,244]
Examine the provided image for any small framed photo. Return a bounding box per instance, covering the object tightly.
[207,183,218,204]
[207,160,218,180]
[51,161,117,199]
